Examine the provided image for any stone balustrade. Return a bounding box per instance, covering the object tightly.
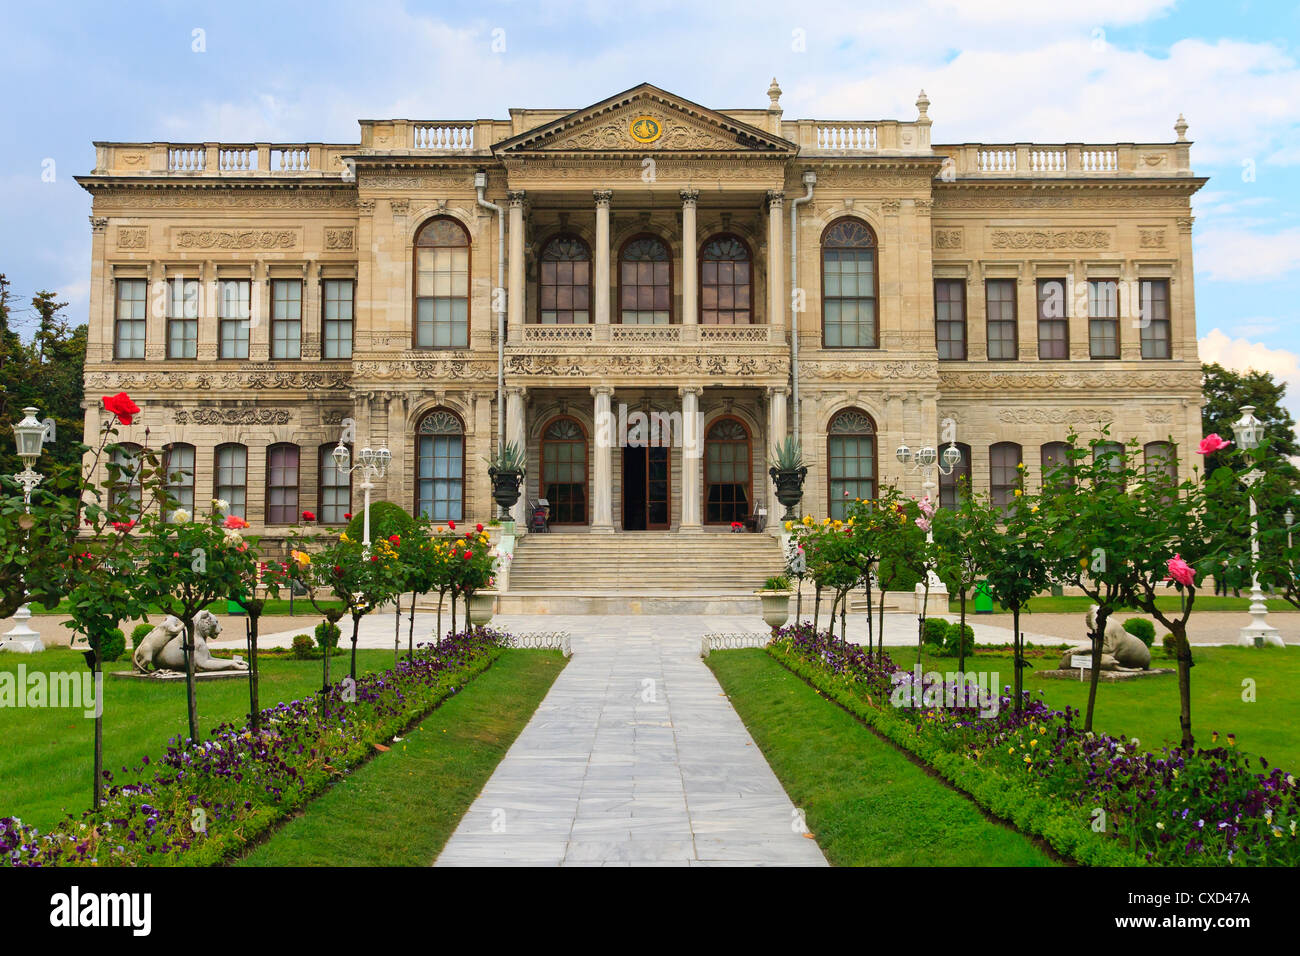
[93,142,356,177]
[935,141,1193,177]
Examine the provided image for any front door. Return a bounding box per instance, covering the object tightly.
[622,445,670,530]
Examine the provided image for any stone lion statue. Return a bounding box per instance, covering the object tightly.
[1058,605,1151,671]
[132,610,247,674]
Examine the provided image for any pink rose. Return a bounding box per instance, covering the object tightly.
[1198,434,1232,455]
[1165,553,1195,588]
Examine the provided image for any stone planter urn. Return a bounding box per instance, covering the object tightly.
[769,465,808,522]
[756,590,792,629]
[468,590,498,626]
[488,467,523,519]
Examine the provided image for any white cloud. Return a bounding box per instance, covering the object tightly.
[1195,227,1300,282]
[1199,328,1300,421]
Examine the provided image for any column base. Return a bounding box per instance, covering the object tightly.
[1237,623,1284,648]
[590,525,616,534]
[678,523,703,533]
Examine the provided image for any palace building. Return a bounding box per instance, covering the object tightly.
[77,81,1206,598]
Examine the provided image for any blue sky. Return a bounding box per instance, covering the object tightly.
[1,0,1297,413]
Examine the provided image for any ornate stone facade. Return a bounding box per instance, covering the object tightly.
[78,82,1205,545]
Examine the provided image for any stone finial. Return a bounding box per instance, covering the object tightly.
[1175,113,1188,142]
[768,77,782,110]
[916,89,931,120]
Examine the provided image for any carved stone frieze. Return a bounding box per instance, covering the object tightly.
[89,187,357,209]
[175,407,291,425]
[173,228,299,250]
[84,368,352,391]
[117,227,148,249]
[989,228,1110,250]
[324,228,355,249]
[939,369,1201,390]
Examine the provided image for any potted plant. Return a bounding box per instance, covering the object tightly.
[486,441,526,520]
[756,574,793,629]
[768,437,808,522]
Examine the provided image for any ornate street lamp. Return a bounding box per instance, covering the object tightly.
[332,439,391,548]
[1231,405,1282,646]
[896,439,963,590]
[2,407,48,652]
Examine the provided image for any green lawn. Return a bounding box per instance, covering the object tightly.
[707,649,1054,867]
[29,598,344,616]
[996,595,1294,614]
[894,644,1300,769]
[237,650,566,866]
[0,646,390,831]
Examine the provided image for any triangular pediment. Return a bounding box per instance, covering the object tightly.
[494,84,795,156]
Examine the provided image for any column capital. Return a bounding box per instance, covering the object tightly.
[765,190,785,209]
[676,385,704,398]
[505,384,527,398]
[765,385,791,399]
[593,189,613,206]
[590,384,615,398]
[507,189,526,206]
[679,188,700,205]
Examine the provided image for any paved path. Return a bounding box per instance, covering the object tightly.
[434,615,827,867]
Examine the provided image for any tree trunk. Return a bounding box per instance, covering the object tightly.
[1174,621,1195,749]
[407,596,417,660]
[183,616,199,744]
[795,578,803,626]
[813,584,822,635]
[840,591,847,651]
[1083,606,1109,732]
[322,621,331,693]
[958,588,968,674]
[247,611,261,733]
[91,643,103,811]
[436,589,445,647]
[450,591,458,638]
[878,589,887,661]
[864,572,874,657]
[1013,605,1023,714]
[349,613,360,682]
[394,593,401,669]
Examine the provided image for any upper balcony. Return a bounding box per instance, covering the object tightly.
[90,142,357,178]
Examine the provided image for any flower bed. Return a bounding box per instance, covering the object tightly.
[766,623,1300,867]
[1,627,513,866]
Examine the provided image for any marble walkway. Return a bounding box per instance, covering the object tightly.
[433,615,827,867]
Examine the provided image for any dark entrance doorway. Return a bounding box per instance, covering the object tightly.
[622,445,670,530]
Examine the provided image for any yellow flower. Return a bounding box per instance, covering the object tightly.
[1013,489,1023,497]
[340,532,351,543]
[1030,739,1038,747]
[784,521,793,532]
[290,550,310,567]
[1023,755,1031,764]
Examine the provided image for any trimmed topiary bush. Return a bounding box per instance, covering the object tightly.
[130,622,154,649]
[922,617,949,648]
[291,634,314,660]
[315,619,341,650]
[1123,617,1156,647]
[941,621,975,658]
[93,628,126,663]
[1161,633,1177,658]
[344,501,413,544]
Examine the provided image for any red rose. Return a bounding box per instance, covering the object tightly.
[102,392,140,425]
[475,523,484,533]
[388,534,401,545]
[370,555,379,562]
[344,513,352,520]
[448,520,456,530]
[333,565,343,577]
[301,510,316,522]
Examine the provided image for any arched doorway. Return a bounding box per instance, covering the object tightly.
[540,416,588,525]
[704,416,751,525]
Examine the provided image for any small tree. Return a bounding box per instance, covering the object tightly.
[932,486,999,674]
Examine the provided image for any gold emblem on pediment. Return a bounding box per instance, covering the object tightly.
[629,115,663,144]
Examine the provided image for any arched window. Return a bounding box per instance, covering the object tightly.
[705,417,751,524]
[822,219,878,348]
[109,442,143,515]
[214,444,248,519]
[265,443,300,525]
[700,235,752,325]
[318,443,352,525]
[541,417,588,525]
[416,409,464,522]
[1144,441,1178,483]
[1094,441,1125,473]
[619,235,672,325]
[990,442,1023,510]
[1040,441,1074,489]
[414,217,470,348]
[539,235,591,324]
[938,442,972,509]
[827,409,876,520]
[163,443,196,516]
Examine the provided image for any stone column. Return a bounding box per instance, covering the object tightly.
[591,385,615,532]
[679,386,704,531]
[681,189,699,325]
[506,385,528,526]
[507,191,526,344]
[766,386,788,534]
[594,191,612,327]
[766,190,785,332]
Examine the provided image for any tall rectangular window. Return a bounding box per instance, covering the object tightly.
[1036,278,1069,359]
[218,279,251,359]
[1088,279,1119,359]
[215,444,248,519]
[167,276,199,359]
[114,279,146,359]
[265,444,300,524]
[934,280,966,360]
[985,279,1018,360]
[318,444,351,524]
[323,279,354,359]
[163,444,196,516]
[1140,279,1171,359]
[990,442,1023,511]
[271,280,302,360]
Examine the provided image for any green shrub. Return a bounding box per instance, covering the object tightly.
[130,622,154,649]
[92,628,126,663]
[315,619,341,650]
[344,501,413,543]
[291,634,314,660]
[941,621,975,658]
[1161,633,1177,658]
[763,575,792,591]
[922,617,949,648]
[1123,617,1156,647]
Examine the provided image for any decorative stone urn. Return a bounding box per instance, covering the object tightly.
[468,589,498,626]
[488,467,523,519]
[769,465,808,522]
[756,590,792,629]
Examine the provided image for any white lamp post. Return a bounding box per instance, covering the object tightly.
[331,440,391,548]
[2,407,48,653]
[1231,405,1283,647]
[896,439,963,593]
